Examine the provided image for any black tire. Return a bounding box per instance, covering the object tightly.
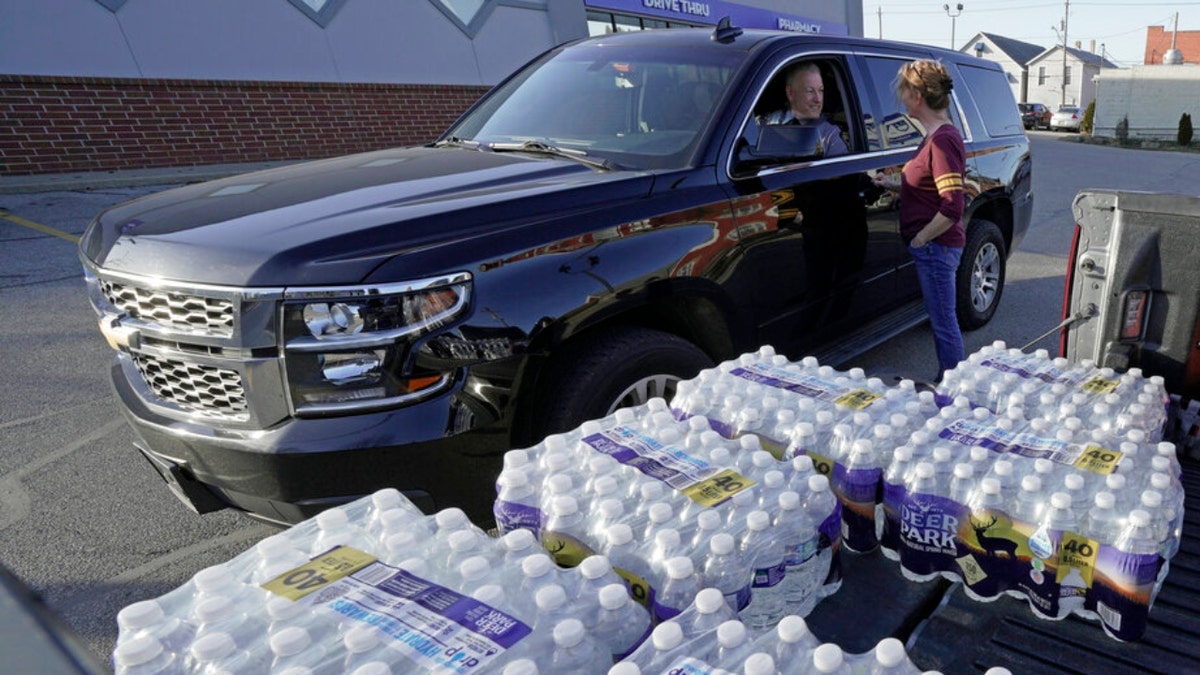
[956,219,1006,330]
[538,326,713,436]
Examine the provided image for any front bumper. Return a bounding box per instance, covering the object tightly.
[111,359,509,526]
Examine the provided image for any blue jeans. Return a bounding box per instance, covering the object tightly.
[910,242,964,379]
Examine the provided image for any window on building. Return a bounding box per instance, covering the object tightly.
[1065,66,1072,85]
[585,10,702,35]
[1038,66,1046,85]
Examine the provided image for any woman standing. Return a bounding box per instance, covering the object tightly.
[873,60,966,381]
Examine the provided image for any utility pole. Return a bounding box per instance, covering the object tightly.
[878,6,883,39]
[944,4,964,50]
[1061,0,1070,107]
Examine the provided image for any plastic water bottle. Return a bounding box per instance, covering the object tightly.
[801,474,840,600]
[548,618,610,675]
[703,532,752,614]
[543,495,595,568]
[743,652,779,675]
[773,491,818,617]
[631,621,688,673]
[1103,509,1162,641]
[113,635,176,674]
[1010,475,1047,527]
[810,643,853,674]
[188,630,269,674]
[341,624,388,674]
[495,468,543,537]
[833,438,881,553]
[1082,491,1124,546]
[641,502,678,548]
[501,658,540,675]
[309,507,373,556]
[653,556,702,623]
[713,620,757,670]
[739,510,787,632]
[689,509,726,567]
[532,584,574,639]
[267,626,328,674]
[879,446,914,560]
[771,614,819,669]
[593,583,652,662]
[574,555,624,624]
[603,523,656,610]
[501,528,542,576]
[865,637,919,674]
[684,586,738,639]
[114,599,195,659]
[787,454,817,493]
[949,463,976,506]
[249,534,310,585]
[516,553,563,620]
[1029,492,1081,619]
[757,470,789,512]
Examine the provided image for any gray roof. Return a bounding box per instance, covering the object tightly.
[976,32,1045,65]
[1029,44,1119,68]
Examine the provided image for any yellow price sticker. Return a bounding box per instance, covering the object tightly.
[806,452,836,478]
[1081,377,1119,395]
[834,388,883,410]
[1056,531,1098,587]
[681,469,755,507]
[1073,445,1123,475]
[261,545,377,601]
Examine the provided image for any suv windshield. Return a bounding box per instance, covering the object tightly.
[445,42,745,170]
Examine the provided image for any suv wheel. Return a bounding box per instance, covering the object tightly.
[538,326,712,436]
[956,219,1006,330]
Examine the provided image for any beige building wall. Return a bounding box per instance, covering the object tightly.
[1094,65,1200,139]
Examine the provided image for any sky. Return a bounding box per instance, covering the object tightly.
[866,0,1199,67]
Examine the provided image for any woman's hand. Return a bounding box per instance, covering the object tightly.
[872,172,900,191]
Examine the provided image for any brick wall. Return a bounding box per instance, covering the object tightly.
[0,75,490,176]
[1145,27,1200,65]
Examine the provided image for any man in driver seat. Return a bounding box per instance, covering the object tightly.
[758,62,848,157]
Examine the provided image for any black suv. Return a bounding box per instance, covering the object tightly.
[80,24,1032,525]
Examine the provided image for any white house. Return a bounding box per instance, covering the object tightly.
[1025,44,1116,112]
[959,32,1045,104]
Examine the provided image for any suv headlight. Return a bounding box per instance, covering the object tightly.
[281,273,471,414]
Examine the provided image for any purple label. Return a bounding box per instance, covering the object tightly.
[819,509,843,587]
[493,500,542,535]
[372,570,532,649]
[726,584,752,612]
[880,481,905,553]
[752,561,786,588]
[833,464,881,553]
[1089,544,1159,642]
[898,493,964,578]
[650,598,683,624]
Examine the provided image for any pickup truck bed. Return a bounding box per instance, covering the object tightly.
[806,457,1199,674]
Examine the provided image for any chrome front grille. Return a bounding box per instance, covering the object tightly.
[131,352,248,418]
[101,279,235,337]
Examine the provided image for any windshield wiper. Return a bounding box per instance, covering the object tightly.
[434,136,482,149]
[489,139,614,171]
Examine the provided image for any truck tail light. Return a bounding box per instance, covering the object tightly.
[1059,224,1082,357]
[1119,290,1150,340]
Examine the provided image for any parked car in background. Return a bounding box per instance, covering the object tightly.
[1018,102,1051,130]
[1050,106,1082,132]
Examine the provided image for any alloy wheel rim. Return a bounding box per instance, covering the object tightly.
[606,374,680,414]
[971,242,1001,312]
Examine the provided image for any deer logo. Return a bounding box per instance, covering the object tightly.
[969,514,1018,559]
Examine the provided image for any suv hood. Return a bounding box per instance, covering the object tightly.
[80,146,654,286]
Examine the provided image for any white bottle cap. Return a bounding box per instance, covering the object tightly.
[270,626,312,657]
[1158,441,1176,457]
[1129,510,1151,528]
[597,498,624,520]
[874,637,907,667]
[448,529,479,553]
[954,463,974,480]
[933,446,951,463]
[666,556,695,579]
[598,583,630,610]
[649,502,674,524]
[316,507,350,530]
[117,600,164,631]
[717,619,747,648]
[812,643,845,673]
[1094,491,1115,509]
[607,523,634,547]
[1020,475,1041,493]
[371,487,405,512]
[535,584,567,611]
[460,555,491,582]
[344,624,380,653]
[808,474,830,492]
[607,662,641,675]
[546,473,573,495]
[114,635,164,668]
[993,460,1013,478]
[1050,492,1072,510]
[651,621,684,650]
[385,531,417,555]
[502,449,531,470]
[267,595,307,621]
[1106,473,1126,491]
[764,470,785,488]
[551,495,579,517]
[399,557,428,578]
[472,584,507,608]
[435,507,469,531]
[695,587,725,614]
[710,532,735,555]
[194,595,234,623]
[915,463,935,480]
[747,510,771,532]
[553,618,586,648]
[656,528,682,550]
[697,509,723,530]
[776,615,810,643]
[498,469,530,489]
[544,434,568,453]
[689,416,712,433]
[578,555,613,580]
[778,491,801,511]
[381,510,413,535]
[641,482,666,501]
[1033,458,1053,475]
[190,631,236,663]
[521,553,554,578]
[193,565,236,594]
[1064,473,1085,492]
[501,658,541,675]
[502,528,536,554]
[1141,490,1163,509]
[257,534,297,559]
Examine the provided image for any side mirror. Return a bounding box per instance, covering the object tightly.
[735,124,824,172]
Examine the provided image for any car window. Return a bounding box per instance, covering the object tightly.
[446,42,745,170]
[738,56,856,160]
[958,64,1023,137]
[859,56,926,150]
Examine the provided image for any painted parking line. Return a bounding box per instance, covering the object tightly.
[0,210,80,243]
